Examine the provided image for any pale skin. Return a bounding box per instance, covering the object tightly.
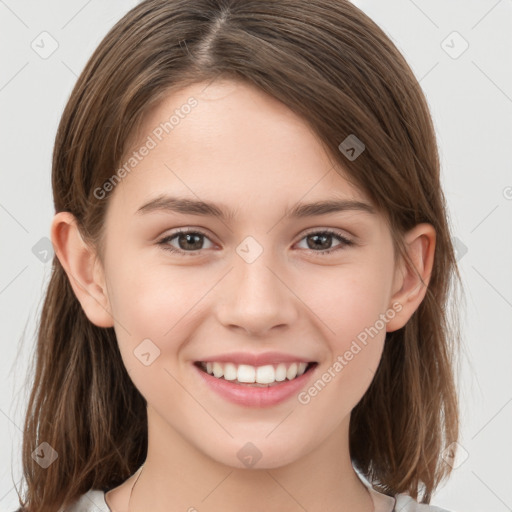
[51,79,435,512]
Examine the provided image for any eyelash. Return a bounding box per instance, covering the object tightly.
[157,228,354,257]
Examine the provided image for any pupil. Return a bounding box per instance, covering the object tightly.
[309,233,331,250]
[180,233,202,250]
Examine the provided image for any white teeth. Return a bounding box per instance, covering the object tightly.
[199,361,310,384]
[237,364,256,383]
[256,365,275,384]
[286,362,298,380]
[212,362,224,378]
[275,363,287,381]
[297,362,307,376]
[223,362,237,381]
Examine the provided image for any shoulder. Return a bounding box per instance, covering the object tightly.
[62,489,109,512]
[394,493,457,512]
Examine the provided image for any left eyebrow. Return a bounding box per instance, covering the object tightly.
[135,194,376,220]
[286,198,376,218]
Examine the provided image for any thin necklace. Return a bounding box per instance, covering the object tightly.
[127,463,145,512]
[126,463,374,512]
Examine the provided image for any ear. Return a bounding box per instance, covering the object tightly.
[50,211,114,328]
[386,223,436,333]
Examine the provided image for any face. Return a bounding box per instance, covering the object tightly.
[98,79,403,469]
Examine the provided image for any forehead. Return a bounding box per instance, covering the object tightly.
[110,79,373,215]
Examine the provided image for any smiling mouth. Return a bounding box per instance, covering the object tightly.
[194,361,318,387]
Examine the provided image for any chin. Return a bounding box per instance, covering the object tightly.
[204,438,306,471]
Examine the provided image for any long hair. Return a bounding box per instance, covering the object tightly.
[15,1,463,510]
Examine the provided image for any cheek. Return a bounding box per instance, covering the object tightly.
[106,258,220,388]
[107,254,204,333]
[304,267,390,396]
[107,266,198,403]
[306,264,391,341]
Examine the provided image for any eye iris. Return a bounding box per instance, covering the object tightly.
[308,233,332,251]
[178,233,203,250]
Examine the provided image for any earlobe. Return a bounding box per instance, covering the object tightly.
[50,212,114,328]
[386,223,436,333]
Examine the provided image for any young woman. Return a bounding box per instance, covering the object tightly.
[15,1,463,511]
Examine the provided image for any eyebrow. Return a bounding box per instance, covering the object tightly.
[135,194,376,220]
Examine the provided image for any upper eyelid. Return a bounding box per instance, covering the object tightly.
[299,227,352,239]
[159,227,218,245]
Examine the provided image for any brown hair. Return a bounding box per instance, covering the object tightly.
[15,0,463,510]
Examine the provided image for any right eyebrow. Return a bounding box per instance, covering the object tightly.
[135,195,238,221]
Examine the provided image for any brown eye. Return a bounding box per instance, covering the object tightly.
[296,230,353,255]
[174,232,204,250]
[158,229,213,255]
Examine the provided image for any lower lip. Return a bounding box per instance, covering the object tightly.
[193,363,318,407]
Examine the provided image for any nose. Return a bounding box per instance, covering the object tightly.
[215,250,299,336]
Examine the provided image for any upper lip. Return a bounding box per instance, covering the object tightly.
[195,351,316,366]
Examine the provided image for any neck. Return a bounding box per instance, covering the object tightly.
[128,406,374,512]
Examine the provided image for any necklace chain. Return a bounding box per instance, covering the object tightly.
[125,463,374,512]
[127,463,145,512]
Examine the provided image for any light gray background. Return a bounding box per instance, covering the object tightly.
[1,1,511,511]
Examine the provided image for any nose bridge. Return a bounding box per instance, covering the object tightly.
[216,237,297,334]
[237,254,281,303]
